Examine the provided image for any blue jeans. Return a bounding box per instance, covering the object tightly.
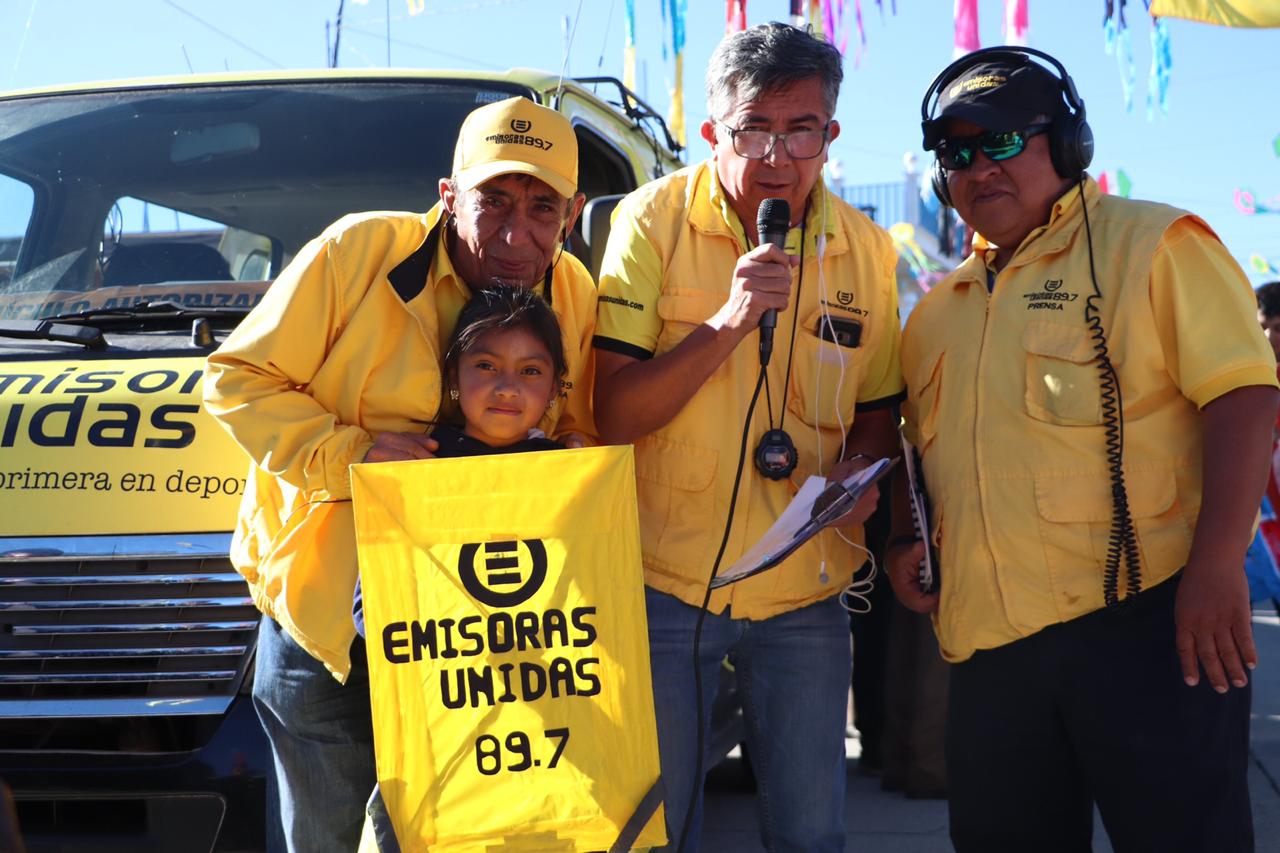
[646,588,852,853]
[253,615,377,853]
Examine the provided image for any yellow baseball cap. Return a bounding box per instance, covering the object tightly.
[452,97,579,199]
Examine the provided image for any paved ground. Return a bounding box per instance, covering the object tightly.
[699,605,1280,852]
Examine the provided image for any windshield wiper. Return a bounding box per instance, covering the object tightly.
[45,299,252,328]
[0,319,106,350]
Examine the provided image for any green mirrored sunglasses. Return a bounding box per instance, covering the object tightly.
[935,122,1052,171]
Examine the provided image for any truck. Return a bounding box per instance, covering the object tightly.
[0,68,683,852]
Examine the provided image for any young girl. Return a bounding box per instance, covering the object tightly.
[352,283,568,638]
[430,283,568,458]
[352,285,570,851]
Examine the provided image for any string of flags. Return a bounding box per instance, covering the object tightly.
[1004,0,1029,44]
[1232,136,1279,216]
[954,0,981,56]
[624,0,637,91]
[1103,1,1137,111]
[1096,169,1133,198]
[889,223,949,292]
[727,0,748,34]
[1234,189,1280,217]
[1251,255,1280,277]
[1145,15,1172,118]
[660,0,687,147]
[1101,2,1171,119]
[364,0,1279,176]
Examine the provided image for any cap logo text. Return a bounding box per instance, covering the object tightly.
[949,73,1007,99]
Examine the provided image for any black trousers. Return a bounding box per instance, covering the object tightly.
[947,574,1254,853]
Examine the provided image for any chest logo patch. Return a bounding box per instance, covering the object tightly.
[1023,279,1078,311]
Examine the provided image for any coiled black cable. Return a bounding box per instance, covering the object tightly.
[1078,177,1142,605]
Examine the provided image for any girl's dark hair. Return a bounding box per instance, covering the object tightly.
[1257,280,1280,320]
[443,285,567,395]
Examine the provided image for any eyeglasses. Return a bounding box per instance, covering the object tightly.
[715,119,831,160]
[934,123,1052,171]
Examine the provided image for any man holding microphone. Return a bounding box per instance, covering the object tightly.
[593,22,902,852]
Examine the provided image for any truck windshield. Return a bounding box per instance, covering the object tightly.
[0,80,527,323]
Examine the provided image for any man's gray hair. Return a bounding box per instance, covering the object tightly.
[706,22,843,120]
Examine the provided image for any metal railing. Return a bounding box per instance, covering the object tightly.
[837,180,905,228]
[837,175,963,259]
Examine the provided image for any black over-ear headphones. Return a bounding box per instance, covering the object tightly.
[921,46,1094,207]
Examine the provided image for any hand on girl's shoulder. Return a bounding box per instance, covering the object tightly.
[363,431,438,463]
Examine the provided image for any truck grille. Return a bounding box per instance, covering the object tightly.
[0,555,256,715]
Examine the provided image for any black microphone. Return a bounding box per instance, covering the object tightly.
[755,197,791,366]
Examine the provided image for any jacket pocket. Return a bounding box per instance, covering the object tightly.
[1023,320,1102,426]
[786,309,861,430]
[1033,467,1191,608]
[634,434,719,572]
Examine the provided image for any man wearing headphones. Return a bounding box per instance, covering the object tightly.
[203,97,593,852]
[593,23,902,852]
[887,49,1277,851]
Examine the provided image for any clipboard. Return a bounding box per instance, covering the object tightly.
[710,457,898,589]
[901,432,940,594]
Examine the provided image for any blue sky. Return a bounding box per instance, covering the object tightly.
[2,0,1277,282]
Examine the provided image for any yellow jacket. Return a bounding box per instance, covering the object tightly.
[204,206,598,679]
[595,162,904,618]
[902,178,1278,661]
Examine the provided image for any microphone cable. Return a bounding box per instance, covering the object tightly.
[1078,176,1142,604]
[675,364,767,853]
[675,203,806,852]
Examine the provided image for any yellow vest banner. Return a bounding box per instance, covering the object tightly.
[351,446,665,852]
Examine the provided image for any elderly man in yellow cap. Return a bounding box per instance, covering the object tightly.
[203,97,593,853]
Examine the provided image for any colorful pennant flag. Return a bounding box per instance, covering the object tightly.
[665,0,687,147]
[954,0,981,57]
[726,0,747,34]
[1004,0,1029,44]
[851,0,866,62]
[1104,0,1137,112]
[1251,254,1279,275]
[1149,0,1280,26]
[1096,168,1133,198]
[1146,16,1173,119]
[1235,188,1280,216]
[623,0,637,92]
[823,1,845,54]
[889,223,948,292]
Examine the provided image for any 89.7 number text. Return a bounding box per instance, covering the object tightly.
[474,728,569,776]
